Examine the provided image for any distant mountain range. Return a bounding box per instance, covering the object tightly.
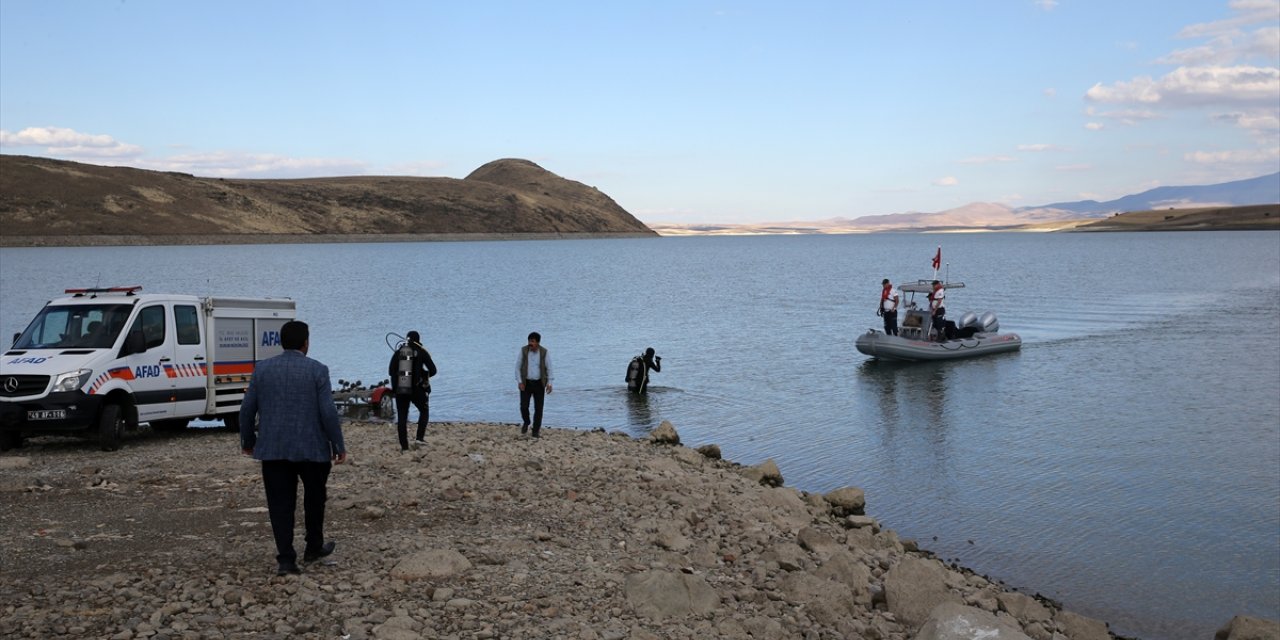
[652,172,1280,235]
[1031,172,1280,216]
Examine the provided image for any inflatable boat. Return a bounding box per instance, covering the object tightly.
[855,280,1022,362]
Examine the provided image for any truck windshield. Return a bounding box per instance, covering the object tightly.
[13,304,134,350]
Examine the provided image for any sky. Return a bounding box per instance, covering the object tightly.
[1,1,1277,224]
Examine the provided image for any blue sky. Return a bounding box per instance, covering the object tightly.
[2,1,1277,223]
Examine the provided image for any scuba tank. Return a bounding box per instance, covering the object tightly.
[394,343,416,394]
[625,355,645,393]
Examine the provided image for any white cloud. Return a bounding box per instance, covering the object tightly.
[1085,77,1163,103]
[958,155,1017,164]
[1162,65,1280,104]
[0,126,143,158]
[1084,106,1163,124]
[1088,65,1280,106]
[138,152,368,178]
[1085,0,1279,155]
[1043,88,1057,98]
[1085,122,1105,130]
[1157,43,1233,66]
[0,124,376,178]
[1184,147,1280,163]
[1035,0,1058,10]
[1178,0,1279,39]
[1055,164,1093,172]
[1212,110,1280,129]
[932,176,959,186]
[383,160,448,176]
[1017,143,1068,152]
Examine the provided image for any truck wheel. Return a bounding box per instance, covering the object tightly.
[150,419,189,432]
[0,430,23,452]
[222,413,240,432]
[99,404,125,451]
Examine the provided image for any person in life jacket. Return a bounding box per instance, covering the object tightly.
[626,347,662,394]
[516,331,552,438]
[878,279,901,336]
[929,281,947,341]
[387,330,437,452]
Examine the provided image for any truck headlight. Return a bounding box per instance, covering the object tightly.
[52,369,93,392]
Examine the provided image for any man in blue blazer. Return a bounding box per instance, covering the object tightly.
[240,320,348,576]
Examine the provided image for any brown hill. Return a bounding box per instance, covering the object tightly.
[0,155,654,245]
[1071,204,1279,231]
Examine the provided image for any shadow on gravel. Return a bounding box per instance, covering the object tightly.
[4,424,236,455]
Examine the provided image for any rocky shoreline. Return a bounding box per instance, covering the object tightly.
[0,420,1274,640]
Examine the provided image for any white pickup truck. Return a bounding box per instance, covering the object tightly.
[0,286,295,451]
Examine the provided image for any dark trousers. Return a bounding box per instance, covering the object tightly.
[882,310,898,336]
[520,379,545,433]
[395,390,429,449]
[261,459,331,564]
[932,308,947,341]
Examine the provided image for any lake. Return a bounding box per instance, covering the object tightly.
[2,231,1277,639]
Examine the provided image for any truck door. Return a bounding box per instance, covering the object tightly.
[171,303,209,419]
[123,303,176,422]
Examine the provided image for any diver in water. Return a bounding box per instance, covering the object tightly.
[626,347,661,394]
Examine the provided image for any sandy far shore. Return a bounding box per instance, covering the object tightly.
[1,419,1274,640]
[0,232,658,248]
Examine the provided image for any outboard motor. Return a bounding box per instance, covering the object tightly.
[957,311,979,329]
[978,311,1000,333]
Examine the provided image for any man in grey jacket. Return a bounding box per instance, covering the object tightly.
[516,331,552,438]
[240,320,348,576]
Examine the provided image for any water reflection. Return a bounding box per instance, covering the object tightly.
[626,389,655,429]
[857,359,953,467]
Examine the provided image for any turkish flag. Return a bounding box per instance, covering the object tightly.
[931,247,941,271]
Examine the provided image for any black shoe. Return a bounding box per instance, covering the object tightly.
[303,541,336,563]
[521,424,529,435]
[276,562,301,576]
[531,430,541,439]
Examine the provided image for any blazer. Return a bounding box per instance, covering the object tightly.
[240,350,345,462]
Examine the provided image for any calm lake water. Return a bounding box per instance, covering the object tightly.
[2,232,1278,639]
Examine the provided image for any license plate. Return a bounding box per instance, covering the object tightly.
[28,410,66,421]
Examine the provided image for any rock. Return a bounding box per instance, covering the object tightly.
[814,549,873,602]
[762,541,809,572]
[740,459,784,487]
[998,591,1051,623]
[824,486,866,516]
[649,420,680,445]
[0,457,32,469]
[776,572,856,625]
[796,527,844,557]
[756,487,811,531]
[844,515,877,529]
[653,522,691,552]
[884,556,963,630]
[695,444,721,460]
[915,601,1032,640]
[1054,609,1110,640]
[1215,615,1280,640]
[624,570,719,619]
[389,549,473,581]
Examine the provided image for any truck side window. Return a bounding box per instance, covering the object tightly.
[175,305,200,345]
[129,306,167,350]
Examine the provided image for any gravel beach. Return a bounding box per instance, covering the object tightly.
[1,419,1273,640]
